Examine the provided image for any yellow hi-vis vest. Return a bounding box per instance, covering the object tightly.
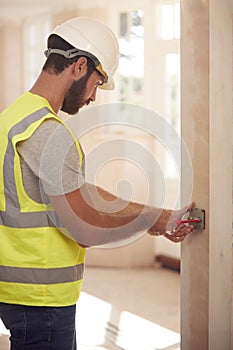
[0,92,86,307]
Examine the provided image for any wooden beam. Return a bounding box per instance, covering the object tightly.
[180,1,232,349]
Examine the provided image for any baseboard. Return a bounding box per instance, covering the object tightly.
[156,254,180,272]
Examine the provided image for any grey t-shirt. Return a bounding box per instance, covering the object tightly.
[17,119,85,203]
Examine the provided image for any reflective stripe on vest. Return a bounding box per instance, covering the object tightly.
[0,264,84,284]
[0,209,61,228]
[4,108,50,211]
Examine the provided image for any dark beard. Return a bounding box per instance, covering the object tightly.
[61,74,89,115]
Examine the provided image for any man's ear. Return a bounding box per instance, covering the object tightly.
[73,57,88,79]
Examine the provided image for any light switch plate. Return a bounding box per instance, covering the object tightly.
[189,208,205,231]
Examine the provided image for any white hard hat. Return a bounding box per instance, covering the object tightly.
[49,16,119,90]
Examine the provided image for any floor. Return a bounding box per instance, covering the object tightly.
[0,265,181,350]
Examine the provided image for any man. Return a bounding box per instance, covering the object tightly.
[0,17,194,349]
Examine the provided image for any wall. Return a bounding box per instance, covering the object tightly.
[77,125,157,267]
[52,8,107,28]
[0,22,23,110]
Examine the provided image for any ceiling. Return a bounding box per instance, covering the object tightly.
[0,0,100,25]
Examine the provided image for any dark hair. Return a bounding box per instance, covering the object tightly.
[42,34,95,75]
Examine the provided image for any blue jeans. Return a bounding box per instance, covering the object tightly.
[0,302,77,350]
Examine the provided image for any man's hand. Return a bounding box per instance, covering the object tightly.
[163,224,194,243]
[148,203,195,243]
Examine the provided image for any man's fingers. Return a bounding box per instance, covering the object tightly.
[171,224,194,237]
[164,233,186,243]
[164,223,195,243]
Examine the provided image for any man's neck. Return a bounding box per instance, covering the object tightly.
[30,70,70,114]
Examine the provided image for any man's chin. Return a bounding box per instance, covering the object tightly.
[61,105,80,115]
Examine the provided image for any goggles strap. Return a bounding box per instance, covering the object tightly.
[44,48,108,80]
[44,48,81,59]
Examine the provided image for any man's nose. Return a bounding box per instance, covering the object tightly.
[89,88,97,102]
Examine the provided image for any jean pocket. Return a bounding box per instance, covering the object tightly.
[0,303,26,344]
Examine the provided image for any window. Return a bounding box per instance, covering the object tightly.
[107,2,180,132]
[23,15,51,90]
[158,2,180,179]
[118,10,144,108]
[160,2,180,40]
[165,53,180,130]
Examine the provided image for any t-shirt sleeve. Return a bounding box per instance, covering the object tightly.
[17,119,85,196]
